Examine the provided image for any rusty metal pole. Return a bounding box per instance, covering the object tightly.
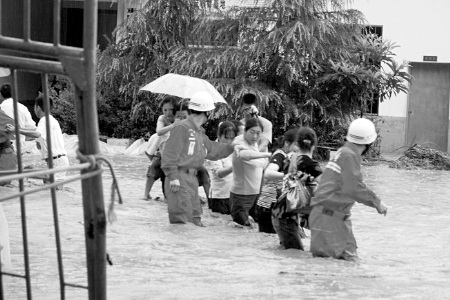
[75,1,107,299]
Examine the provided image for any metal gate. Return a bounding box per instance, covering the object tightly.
[0,0,108,299]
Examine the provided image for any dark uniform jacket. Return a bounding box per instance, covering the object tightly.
[161,115,234,181]
[310,142,381,214]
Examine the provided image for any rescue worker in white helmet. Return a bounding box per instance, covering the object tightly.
[308,118,388,261]
[161,91,236,227]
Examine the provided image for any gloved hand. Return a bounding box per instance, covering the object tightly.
[169,179,180,193]
[376,201,388,216]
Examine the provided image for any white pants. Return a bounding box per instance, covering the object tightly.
[49,155,70,182]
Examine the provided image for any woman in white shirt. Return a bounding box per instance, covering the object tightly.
[204,121,238,214]
[230,118,271,226]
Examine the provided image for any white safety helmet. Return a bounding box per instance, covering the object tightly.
[188,91,215,112]
[346,118,377,144]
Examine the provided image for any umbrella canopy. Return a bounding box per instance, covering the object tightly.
[0,67,11,77]
[140,73,227,104]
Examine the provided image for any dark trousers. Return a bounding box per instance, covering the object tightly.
[256,205,276,233]
[230,192,258,226]
[209,198,231,215]
[272,216,304,250]
[165,172,201,224]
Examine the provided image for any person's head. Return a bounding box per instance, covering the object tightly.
[240,93,259,119]
[0,83,12,100]
[275,128,298,152]
[346,118,377,155]
[188,91,215,123]
[296,127,318,153]
[243,117,264,145]
[231,120,245,136]
[160,96,176,120]
[34,95,53,118]
[174,103,190,120]
[217,121,237,144]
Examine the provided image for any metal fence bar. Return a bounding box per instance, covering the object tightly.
[0,0,2,34]
[0,169,103,204]
[42,74,66,300]
[0,37,84,58]
[23,0,31,42]
[78,2,107,299]
[0,55,65,75]
[53,0,61,46]
[1,272,27,279]
[65,283,88,290]
[0,245,3,300]
[12,70,32,299]
[0,163,92,183]
[0,1,107,299]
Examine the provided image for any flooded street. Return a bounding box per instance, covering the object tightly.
[1,154,450,299]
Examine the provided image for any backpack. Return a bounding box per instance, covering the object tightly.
[271,153,312,219]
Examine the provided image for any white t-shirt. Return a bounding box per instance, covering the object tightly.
[36,115,67,159]
[0,98,36,149]
[231,135,267,195]
[205,154,233,199]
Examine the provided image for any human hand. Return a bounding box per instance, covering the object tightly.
[234,144,247,152]
[376,201,388,216]
[169,179,180,193]
[4,124,15,133]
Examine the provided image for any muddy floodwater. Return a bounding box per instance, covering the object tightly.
[1,154,450,299]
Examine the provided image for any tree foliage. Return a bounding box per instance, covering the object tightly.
[54,0,412,143]
[167,0,411,142]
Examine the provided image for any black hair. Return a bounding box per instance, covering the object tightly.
[230,119,244,129]
[244,117,263,132]
[35,95,54,111]
[0,83,12,99]
[159,96,177,109]
[296,127,317,151]
[280,128,298,148]
[218,121,237,139]
[240,93,259,107]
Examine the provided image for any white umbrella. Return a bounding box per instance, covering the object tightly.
[140,73,227,104]
[0,67,11,77]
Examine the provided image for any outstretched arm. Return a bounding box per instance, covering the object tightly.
[236,146,271,160]
[5,124,40,139]
[341,155,386,215]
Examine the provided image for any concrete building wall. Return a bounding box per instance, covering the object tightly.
[351,0,450,153]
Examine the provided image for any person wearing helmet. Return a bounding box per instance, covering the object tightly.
[161,91,236,226]
[308,118,388,261]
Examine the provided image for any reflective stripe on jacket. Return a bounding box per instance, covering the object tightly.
[310,142,381,214]
[161,115,234,181]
